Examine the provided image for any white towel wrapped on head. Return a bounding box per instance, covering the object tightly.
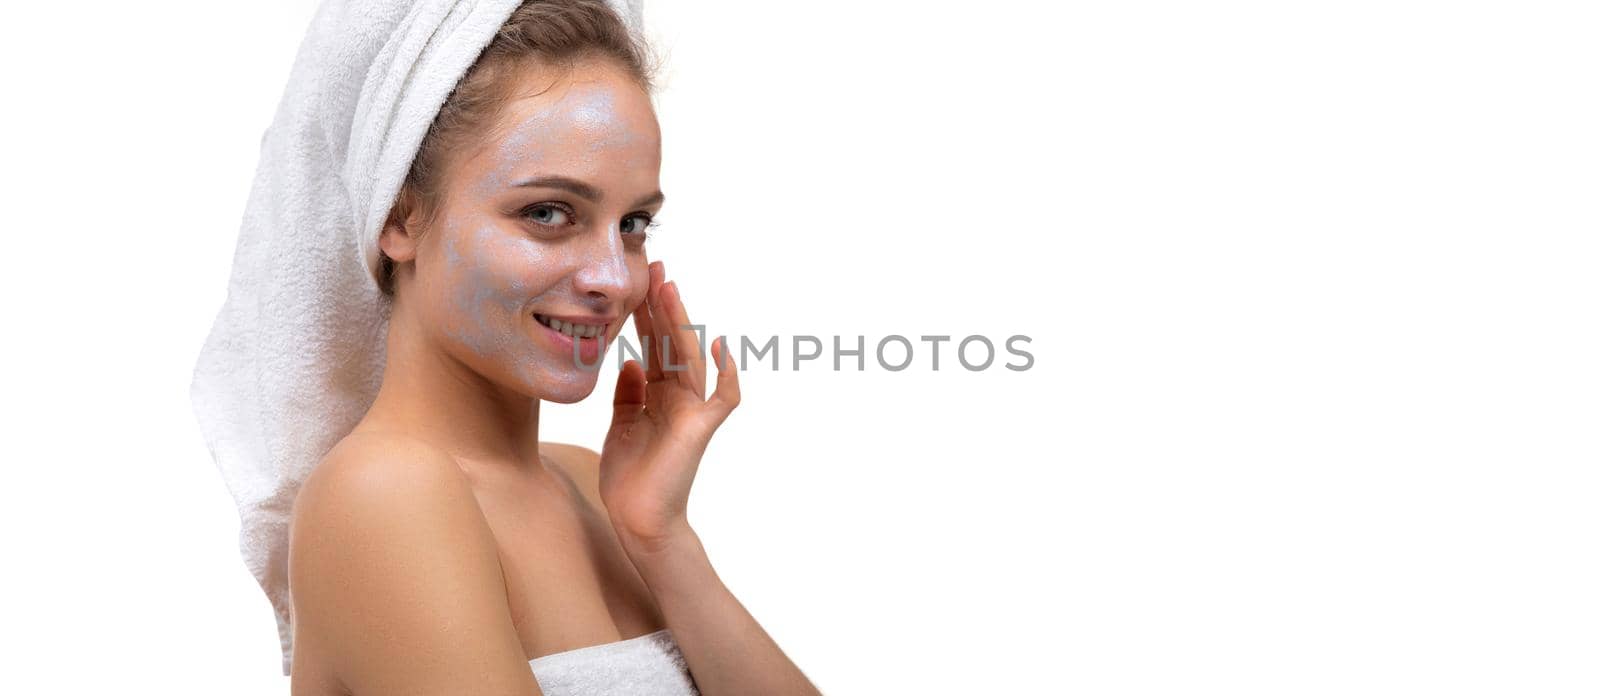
[188,0,644,676]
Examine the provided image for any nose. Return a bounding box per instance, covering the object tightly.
[572,222,631,302]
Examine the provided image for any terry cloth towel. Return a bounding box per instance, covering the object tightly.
[188,0,646,676]
[529,628,701,695]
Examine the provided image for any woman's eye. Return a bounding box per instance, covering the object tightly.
[523,203,571,227]
[621,214,654,236]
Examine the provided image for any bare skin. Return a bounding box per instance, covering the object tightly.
[285,59,821,695]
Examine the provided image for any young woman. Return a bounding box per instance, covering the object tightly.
[279,1,820,693]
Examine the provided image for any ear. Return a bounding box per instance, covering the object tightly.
[379,188,425,264]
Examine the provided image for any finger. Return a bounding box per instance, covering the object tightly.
[632,261,666,381]
[657,280,707,400]
[632,299,663,382]
[608,359,648,432]
[708,336,742,422]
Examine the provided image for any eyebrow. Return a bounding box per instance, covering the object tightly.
[511,175,665,209]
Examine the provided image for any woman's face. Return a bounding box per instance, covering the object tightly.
[409,60,661,403]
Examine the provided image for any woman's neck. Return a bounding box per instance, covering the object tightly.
[363,301,546,471]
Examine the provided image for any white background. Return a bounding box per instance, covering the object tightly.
[2,1,1596,693]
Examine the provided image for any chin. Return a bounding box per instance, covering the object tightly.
[529,370,603,404]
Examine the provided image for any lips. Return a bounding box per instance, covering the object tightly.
[532,312,612,364]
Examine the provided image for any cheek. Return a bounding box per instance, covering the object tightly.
[460,229,546,311]
[434,229,536,356]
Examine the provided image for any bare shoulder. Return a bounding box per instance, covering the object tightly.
[290,431,482,569]
[541,440,601,470]
[288,431,541,695]
[540,441,603,501]
[295,431,469,511]
[291,432,480,560]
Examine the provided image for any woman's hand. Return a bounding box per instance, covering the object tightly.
[599,260,741,558]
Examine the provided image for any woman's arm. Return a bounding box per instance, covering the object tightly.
[595,262,822,695]
[289,433,546,696]
[620,521,824,696]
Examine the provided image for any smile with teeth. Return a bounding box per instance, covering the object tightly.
[534,314,607,339]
